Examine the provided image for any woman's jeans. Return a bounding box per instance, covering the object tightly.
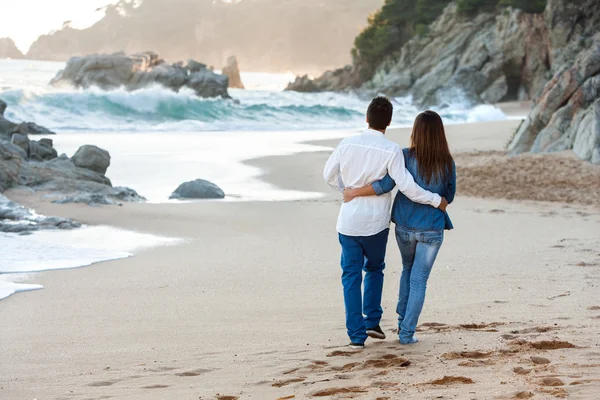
[395,226,443,343]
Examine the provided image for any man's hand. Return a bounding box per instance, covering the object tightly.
[343,188,359,203]
[438,197,448,212]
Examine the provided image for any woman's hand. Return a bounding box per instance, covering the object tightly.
[343,188,359,203]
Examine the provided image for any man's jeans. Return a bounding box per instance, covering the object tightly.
[395,226,443,344]
[338,228,389,344]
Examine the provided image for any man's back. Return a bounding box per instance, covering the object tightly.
[325,129,399,237]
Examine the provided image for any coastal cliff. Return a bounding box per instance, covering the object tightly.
[287,0,600,164]
[0,38,23,59]
[25,0,383,74]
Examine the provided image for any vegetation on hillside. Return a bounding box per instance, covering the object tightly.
[352,0,547,79]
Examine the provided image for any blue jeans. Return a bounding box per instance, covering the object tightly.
[395,226,443,344]
[338,228,389,344]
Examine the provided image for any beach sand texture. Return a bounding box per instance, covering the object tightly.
[1,118,600,399]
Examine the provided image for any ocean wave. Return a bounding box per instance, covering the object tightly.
[0,84,508,133]
[1,86,369,132]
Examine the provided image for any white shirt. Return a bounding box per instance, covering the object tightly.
[323,129,442,236]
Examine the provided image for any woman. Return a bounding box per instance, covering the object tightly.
[343,110,456,345]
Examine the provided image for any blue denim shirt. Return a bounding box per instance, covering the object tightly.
[372,148,456,231]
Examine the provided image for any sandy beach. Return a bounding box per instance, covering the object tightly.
[1,118,600,400]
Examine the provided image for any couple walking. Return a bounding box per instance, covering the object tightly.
[323,97,456,348]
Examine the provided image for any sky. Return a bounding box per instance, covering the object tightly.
[0,0,118,53]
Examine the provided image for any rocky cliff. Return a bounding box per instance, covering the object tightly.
[287,0,600,164]
[0,38,23,59]
[25,0,382,74]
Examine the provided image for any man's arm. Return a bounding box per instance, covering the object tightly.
[387,149,444,209]
[323,146,344,192]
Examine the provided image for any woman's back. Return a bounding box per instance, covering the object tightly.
[391,148,455,231]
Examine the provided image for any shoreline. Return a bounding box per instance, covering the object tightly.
[1,117,599,399]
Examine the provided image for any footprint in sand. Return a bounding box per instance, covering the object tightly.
[530,340,576,350]
[427,376,474,385]
[216,396,239,400]
[310,386,368,397]
[141,384,170,389]
[442,351,492,360]
[175,368,212,377]
[513,367,532,375]
[88,381,118,387]
[271,377,307,387]
[542,377,565,387]
[326,350,355,357]
[513,391,534,399]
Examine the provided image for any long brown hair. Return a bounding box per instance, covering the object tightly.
[409,110,453,184]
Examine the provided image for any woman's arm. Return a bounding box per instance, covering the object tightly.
[343,174,396,203]
[445,162,457,204]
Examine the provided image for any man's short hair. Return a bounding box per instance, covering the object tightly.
[367,96,393,130]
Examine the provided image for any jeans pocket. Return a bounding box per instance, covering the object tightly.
[422,231,443,245]
[395,228,412,246]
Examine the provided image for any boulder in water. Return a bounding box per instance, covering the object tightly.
[71,145,111,175]
[222,56,244,89]
[170,179,225,200]
[50,52,230,99]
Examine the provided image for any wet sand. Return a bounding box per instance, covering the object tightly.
[1,118,600,399]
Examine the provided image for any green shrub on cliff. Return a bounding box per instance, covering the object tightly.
[353,0,547,80]
[352,0,452,77]
[457,0,546,15]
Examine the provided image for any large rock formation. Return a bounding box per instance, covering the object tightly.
[0,38,23,59]
[222,56,244,89]
[509,31,600,164]
[50,52,230,98]
[0,101,145,204]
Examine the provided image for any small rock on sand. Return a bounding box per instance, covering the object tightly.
[542,377,565,386]
[531,356,551,365]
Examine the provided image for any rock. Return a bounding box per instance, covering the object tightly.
[29,139,58,162]
[0,38,24,59]
[0,142,23,191]
[531,356,551,365]
[11,134,29,153]
[221,56,244,89]
[170,179,225,200]
[0,100,55,137]
[186,69,230,98]
[71,145,110,175]
[286,65,361,93]
[286,75,322,92]
[14,122,56,135]
[0,194,81,233]
[185,59,207,73]
[509,30,600,164]
[51,52,230,99]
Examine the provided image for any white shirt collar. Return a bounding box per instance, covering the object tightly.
[362,128,385,137]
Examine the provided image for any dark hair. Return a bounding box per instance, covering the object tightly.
[409,110,454,184]
[367,96,393,130]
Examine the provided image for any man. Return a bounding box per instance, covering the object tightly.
[323,96,447,349]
